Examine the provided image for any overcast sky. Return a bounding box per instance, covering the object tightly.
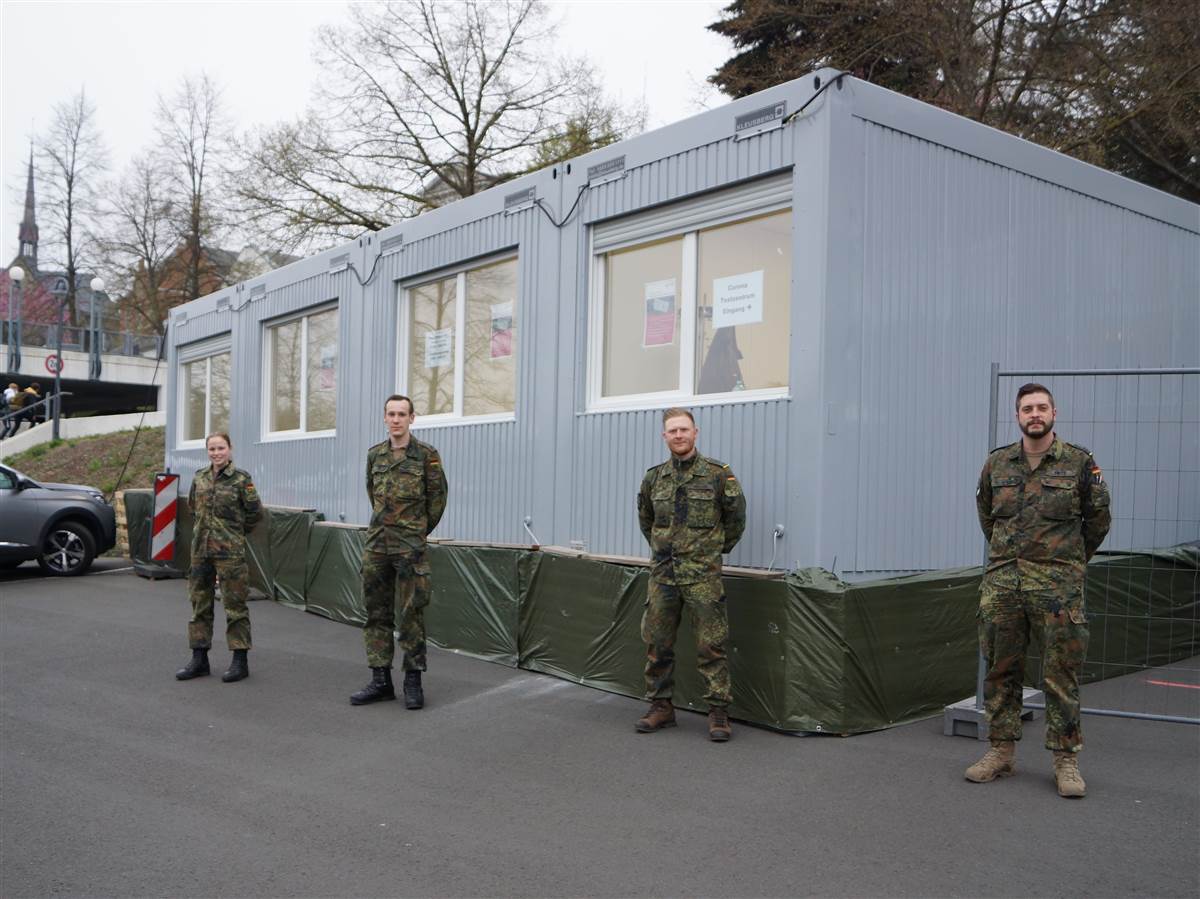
[0,0,731,265]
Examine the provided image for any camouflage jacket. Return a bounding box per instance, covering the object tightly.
[188,463,262,560]
[364,437,448,556]
[637,453,747,584]
[976,437,1111,591]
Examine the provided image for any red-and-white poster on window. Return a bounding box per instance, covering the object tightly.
[642,279,676,347]
[490,301,513,359]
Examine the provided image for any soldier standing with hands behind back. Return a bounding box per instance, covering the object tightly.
[350,395,447,710]
[968,383,1110,797]
[635,408,746,741]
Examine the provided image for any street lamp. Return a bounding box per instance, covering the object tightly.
[51,281,65,439]
[89,276,106,380]
[6,266,23,373]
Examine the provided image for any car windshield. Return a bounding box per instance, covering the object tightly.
[2,466,38,486]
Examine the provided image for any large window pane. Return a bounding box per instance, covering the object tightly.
[464,259,518,416]
[210,352,231,434]
[305,308,338,431]
[602,236,683,397]
[270,319,302,431]
[695,210,791,394]
[409,277,457,416]
[184,360,206,441]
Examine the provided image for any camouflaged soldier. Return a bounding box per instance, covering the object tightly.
[967,383,1111,798]
[635,408,747,741]
[176,432,262,684]
[350,395,448,710]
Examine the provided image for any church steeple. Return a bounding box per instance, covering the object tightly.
[17,144,38,269]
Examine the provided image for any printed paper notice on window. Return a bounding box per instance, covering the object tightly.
[490,301,513,359]
[425,328,453,368]
[712,270,763,329]
[643,279,676,348]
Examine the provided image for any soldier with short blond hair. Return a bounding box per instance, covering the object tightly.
[634,407,746,741]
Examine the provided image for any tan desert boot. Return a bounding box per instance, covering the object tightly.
[965,740,1016,782]
[1053,751,1087,798]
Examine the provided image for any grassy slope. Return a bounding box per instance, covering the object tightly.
[4,426,167,496]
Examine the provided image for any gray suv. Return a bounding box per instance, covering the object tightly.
[0,463,117,576]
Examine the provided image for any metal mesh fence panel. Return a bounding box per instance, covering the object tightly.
[991,367,1198,725]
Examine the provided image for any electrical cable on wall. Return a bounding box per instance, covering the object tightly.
[344,246,387,288]
[534,181,590,229]
[782,70,849,124]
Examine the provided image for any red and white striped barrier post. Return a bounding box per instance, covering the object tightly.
[151,472,180,562]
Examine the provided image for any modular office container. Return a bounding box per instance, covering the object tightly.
[165,69,1200,578]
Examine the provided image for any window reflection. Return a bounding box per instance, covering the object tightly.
[695,211,791,394]
[409,277,457,416]
[464,259,518,416]
[602,236,683,397]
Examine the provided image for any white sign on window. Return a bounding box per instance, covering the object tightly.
[712,270,764,329]
[643,278,677,348]
[425,328,453,368]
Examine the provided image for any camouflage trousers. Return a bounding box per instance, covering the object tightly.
[978,581,1089,752]
[361,551,431,671]
[188,556,251,651]
[642,576,731,708]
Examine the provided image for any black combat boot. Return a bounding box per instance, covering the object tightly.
[222,649,249,683]
[350,667,396,705]
[403,670,424,710]
[175,648,210,681]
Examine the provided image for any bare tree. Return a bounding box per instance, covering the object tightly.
[97,154,179,338]
[36,88,108,325]
[232,0,639,251]
[156,73,230,301]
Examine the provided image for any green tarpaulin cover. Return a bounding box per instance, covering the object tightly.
[129,499,1196,735]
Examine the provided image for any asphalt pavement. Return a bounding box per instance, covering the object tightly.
[1,562,1197,899]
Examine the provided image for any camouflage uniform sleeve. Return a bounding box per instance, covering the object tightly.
[365,452,374,504]
[188,477,196,515]
[425,449,447,534]
[1079,454,1112,559]
[976,457,994,541]
[637,470,655,545]
[720,468,747,553]
[241,473,262,530]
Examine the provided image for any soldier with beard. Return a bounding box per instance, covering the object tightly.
[967,383,1111,797]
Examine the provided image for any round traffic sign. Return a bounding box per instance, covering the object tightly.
[45,354,63,374]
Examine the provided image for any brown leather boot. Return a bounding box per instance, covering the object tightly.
[708,707,732,742]
[965,740,1016,782]
[1053,751,1087,798]
[635,699,676,733]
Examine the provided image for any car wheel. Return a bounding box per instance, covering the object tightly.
[37,522,97,576]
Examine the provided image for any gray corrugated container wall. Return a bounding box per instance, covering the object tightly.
[165,68,1200,577]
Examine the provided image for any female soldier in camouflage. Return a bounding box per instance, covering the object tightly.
[175,432,262,683]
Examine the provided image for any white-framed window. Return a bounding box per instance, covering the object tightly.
[177,335,232,448]
[397,255,518,423]
[587,173,793,411]
[262,302,339,439]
